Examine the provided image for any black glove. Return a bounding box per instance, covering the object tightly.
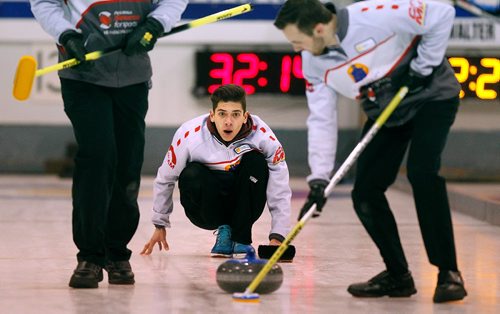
[359,67,431,101]
[399,69,430,95]
[123,17,164,56]
[359,77,392,103]
[298,179,328,220]
[59,30,93,71]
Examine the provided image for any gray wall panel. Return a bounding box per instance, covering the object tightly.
[0,125,498,181]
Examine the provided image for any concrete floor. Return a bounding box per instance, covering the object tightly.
[0,175,499,313]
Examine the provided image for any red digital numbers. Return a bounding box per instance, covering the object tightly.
[233,53,260,94]
[205,52,304,95]
[280,55,303,93]
[208,53,233,94]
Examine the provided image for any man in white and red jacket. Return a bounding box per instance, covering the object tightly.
[274,0,466,303]
[141,84,292,259]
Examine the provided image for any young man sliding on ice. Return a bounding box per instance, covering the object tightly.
[141,84,292,258]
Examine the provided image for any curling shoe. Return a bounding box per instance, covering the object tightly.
[232,242,255,258]
[211,225,233,257]
[106,260,135,285]
[69,261,103,288]
[347,270,417,298]
[433,270,467,303]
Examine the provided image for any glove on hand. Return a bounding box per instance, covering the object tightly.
[359,68,430,102]
[298,179,328,220]
[59,30,86,61]
[123,17,164,56]
[399,69,430,95]
[59,30,93,71]
[358,77,393,103]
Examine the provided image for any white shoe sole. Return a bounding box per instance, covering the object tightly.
[231,252,247,259]
[210,252,232,258]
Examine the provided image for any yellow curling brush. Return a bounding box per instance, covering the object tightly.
[12,3,253,101]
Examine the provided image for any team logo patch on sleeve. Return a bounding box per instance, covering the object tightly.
[272,146,286,164]
[167,145,176,169]
[347,63,369,83]
[409,0,426,26]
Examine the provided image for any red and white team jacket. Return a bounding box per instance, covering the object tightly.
[303,0,460,183]
[152,114,292,238]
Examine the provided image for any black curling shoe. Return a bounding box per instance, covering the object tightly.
[347,270,417,298]
[105,260,135,285]
[433,270,467,303]
[69,261,103,288]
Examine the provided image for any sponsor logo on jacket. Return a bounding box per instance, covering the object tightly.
[167,145,176,169]
[273,146,286,164]
[354,38,376,53]
[409,0,426,26]
[99,11,112,29]
[234,144,252,155]
[98,10,141,30]
[225,160,241,171]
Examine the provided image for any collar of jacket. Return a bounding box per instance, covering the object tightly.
[206,114,254,146]
[322,8,349,55]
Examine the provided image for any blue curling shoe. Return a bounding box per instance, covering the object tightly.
[211,225,233,257]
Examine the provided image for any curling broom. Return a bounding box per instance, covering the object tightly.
[12,3,253,101]
[232,86,409,303]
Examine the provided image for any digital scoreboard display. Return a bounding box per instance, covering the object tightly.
[194,51,499,101]
[194,51,305,96]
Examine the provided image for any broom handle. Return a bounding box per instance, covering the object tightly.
[35,3,253,77]
[35,51,109,76]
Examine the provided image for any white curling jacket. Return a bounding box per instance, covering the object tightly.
[303,0,460,183]
[152,114,292,238]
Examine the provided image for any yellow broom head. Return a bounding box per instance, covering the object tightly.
[13,55,37,101]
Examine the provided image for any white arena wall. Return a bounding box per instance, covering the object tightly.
[0,13,499,178]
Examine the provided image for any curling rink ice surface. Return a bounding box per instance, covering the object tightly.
[0,175,499,313]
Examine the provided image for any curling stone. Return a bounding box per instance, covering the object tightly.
[216,247,283,294]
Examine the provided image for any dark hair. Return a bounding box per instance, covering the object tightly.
[274,0,334,35]
[210,84,247,111]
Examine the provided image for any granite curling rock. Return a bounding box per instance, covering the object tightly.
[216,246,283,294]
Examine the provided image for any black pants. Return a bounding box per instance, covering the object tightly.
[352,97,459,275]
[61,78,148,266]
[178,151,269,244]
